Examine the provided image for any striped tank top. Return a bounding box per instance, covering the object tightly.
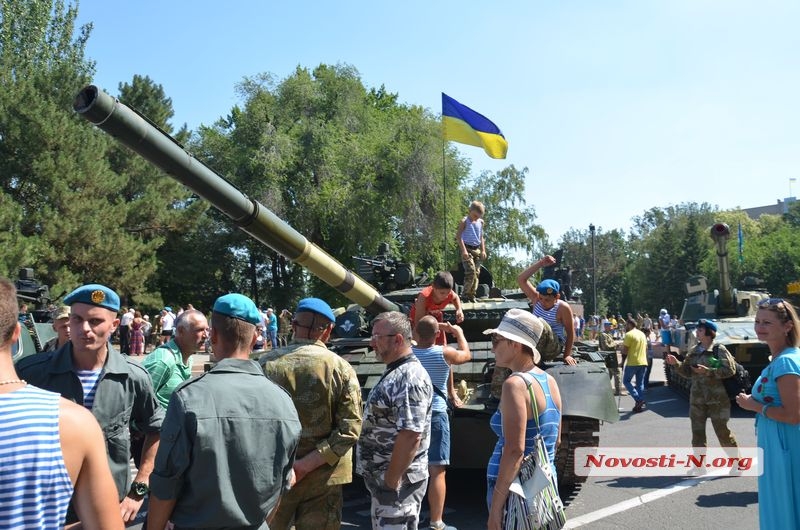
[413,345,449,412]
[534,300,565,342]
[487,370,561,481]
[0,385,73,529]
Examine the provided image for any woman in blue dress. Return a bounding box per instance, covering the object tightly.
[483,309,563,530]
[736,298,800,529]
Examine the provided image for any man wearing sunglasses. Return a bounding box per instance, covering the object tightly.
[517,256,578,365]
[357,311,433,530]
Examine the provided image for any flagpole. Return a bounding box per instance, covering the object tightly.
[442,140,447,271]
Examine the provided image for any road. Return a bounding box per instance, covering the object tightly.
[126,357,761,529]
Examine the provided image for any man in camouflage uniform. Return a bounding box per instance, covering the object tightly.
[260,298,362,530]
[598,320,626,395]
[356,311,433,530]
[666,319,738,449]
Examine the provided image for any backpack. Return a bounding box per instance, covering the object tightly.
[712,345,751,399]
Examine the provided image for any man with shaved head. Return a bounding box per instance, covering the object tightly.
[412,316,471,530]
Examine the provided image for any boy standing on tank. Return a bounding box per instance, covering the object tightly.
[455,201,486,302]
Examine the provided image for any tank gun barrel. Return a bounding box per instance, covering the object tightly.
[710,223,734,313]
[73,85,398,315]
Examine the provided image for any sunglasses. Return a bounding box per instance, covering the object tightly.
[758,298,786,309]
[491,334,508,345]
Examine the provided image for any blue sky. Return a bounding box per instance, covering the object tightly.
[75,0,800,247]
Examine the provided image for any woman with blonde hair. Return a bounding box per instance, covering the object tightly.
[483,309,562,530]
[736,298,800,529]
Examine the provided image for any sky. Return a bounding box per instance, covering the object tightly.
[74,0,800,244]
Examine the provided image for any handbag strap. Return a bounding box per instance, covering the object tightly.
[512,371,545,429]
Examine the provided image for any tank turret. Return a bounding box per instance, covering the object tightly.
[666,222,771,398]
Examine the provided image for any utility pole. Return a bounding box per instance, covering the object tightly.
[589,224,597,318]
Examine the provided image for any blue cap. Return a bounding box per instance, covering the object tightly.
[698,319,718,332]
[536,279,560,295]
[164,306,172,312]
[213,294,261,325]
[64,284,120,312]
[296,297,335,322]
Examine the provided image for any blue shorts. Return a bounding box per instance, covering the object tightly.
[660,329,672,346]
[428,410,451,466]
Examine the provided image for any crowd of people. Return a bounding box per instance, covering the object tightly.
[3,238,798,528]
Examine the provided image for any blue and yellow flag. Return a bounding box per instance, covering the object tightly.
[442,93,508,159]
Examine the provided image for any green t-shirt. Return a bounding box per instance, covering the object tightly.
[142,340,193,408]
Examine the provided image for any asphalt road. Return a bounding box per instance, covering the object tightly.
[126,357,761,529]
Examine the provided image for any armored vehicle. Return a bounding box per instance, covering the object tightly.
[664,223,771,396]
[74,85,618,490]
[331,245,618,487]
[13,268,56,362]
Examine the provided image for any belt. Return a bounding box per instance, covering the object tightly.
[465,244,480,251]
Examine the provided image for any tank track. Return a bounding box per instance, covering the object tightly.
[555,416,600,489]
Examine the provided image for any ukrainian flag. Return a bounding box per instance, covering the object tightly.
[442,93,508,159]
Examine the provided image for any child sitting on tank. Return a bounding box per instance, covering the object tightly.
[410,271,465,345]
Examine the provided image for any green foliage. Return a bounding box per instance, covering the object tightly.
[463,166,545,289]
[193,64,472,306]
[0,3,205,309]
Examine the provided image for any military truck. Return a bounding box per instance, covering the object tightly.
[74,85,618,490]
[664,223,771,396]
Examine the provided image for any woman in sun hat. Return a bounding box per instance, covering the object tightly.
[483,308,563,530]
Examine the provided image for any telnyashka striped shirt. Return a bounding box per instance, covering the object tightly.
[0,385,73,529]
[75,369,101,409]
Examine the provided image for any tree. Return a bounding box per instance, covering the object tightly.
[193,64,472,307]
[464,165,546,289]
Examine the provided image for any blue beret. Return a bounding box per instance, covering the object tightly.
[698,319,718,332]
[536,279,560,295]
[213,293,261,325]
[64,284,120,312]
[296,297,335,322]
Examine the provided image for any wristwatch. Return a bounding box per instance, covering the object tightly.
[130,481,150,497]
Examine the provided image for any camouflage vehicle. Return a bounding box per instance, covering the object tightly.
[664,223,771,396]
[74,85,618,490]
[13,268,56,362]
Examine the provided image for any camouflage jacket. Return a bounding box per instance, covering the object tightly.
[260,338,362,486]
[676,343,736,405]
[356,354,432,483]
[598,332,620,352]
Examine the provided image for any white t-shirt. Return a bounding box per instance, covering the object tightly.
[161,312,175,331]
[120,310,134,327]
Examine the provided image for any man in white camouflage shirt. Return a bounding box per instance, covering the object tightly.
[357,311,433,530]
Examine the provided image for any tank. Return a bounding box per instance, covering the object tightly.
[74,85,618,491]
[332,245,619,489]
[13,268,56,362]
[664,223,771,396]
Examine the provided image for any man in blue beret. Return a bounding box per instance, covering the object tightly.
[260,297,362,530]
[517,257,578,365]
[16,283,165,525]
[148,293,301,530]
